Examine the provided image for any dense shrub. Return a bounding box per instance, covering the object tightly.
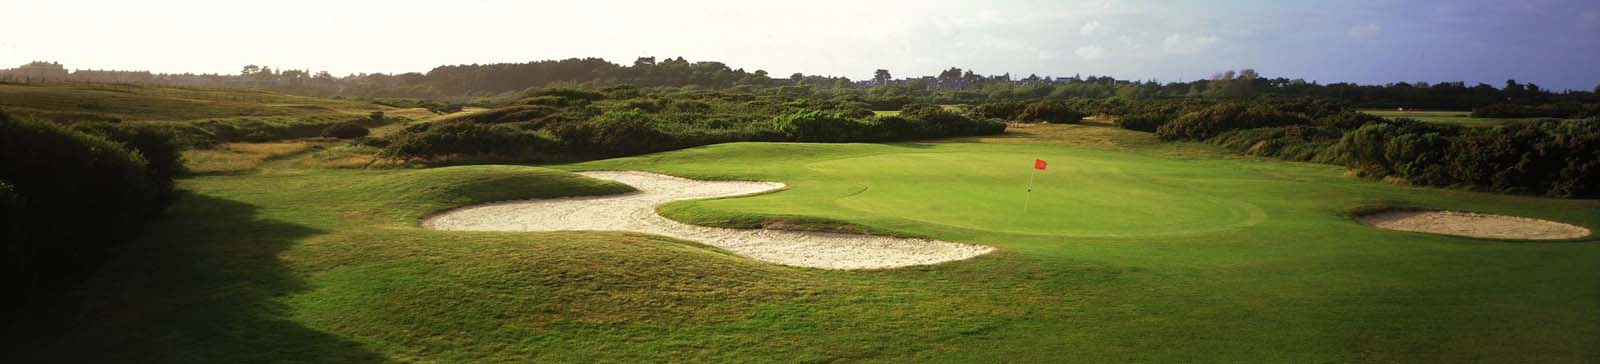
[1440,119,1598,196]
[381,121,555,160]
[1316,118,1598,197]
[1115,113,1173,132]
[1210,125,1347,162]
[1,111,174,315]
[1156,103,1312,141]
[71,122,185,198]
[901,104,1007,137]
[588,110,676,154]
[1313,112,1390,130]
[774,110,867,142]
[968,101,1027,120]
[321,122,371,139]
[1326,121,1454,182]
[1016,100,1085,124]
[865,116,920,141]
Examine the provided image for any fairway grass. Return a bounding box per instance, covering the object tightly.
[1361,109,1553,126]
[7,125,1598,363]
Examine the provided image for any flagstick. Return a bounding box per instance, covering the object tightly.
[1024,168,1036,213]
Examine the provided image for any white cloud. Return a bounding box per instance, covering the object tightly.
[1347,23,1382,38]
[1074,46,1106,60]
[1161,33,1218,54]
[1080,20,1102,36]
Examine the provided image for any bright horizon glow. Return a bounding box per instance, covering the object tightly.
[2,0,1597,90]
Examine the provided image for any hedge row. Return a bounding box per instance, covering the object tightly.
[1,111,181,316]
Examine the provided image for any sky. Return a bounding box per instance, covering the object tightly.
[2,0,1598,90]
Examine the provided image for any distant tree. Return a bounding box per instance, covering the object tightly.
[1594,83,1600,94]
[313,71,334,80]
[633,57,656,67]
[874,69,892,84]
[790,72,804,82]
[241,64,260,77]
[1503,79,1525,99]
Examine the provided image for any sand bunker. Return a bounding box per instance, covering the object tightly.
[1358,210,1591,240]
[422,171,994,269]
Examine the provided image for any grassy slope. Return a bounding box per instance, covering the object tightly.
[0,82,428,121]
[7,125,1599,363]
[0,83,439,144]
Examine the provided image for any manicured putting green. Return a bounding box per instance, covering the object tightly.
[801,150,1265,237]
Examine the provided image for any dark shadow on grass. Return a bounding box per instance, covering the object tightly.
[1,192,385,363]
[885,142,938,149]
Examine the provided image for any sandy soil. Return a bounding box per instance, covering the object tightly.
[1358,210,1591,240]
[422,171,995,269]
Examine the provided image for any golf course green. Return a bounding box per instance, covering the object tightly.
[10,124,1598,363]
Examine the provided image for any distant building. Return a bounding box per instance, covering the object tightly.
[1,61,70,81]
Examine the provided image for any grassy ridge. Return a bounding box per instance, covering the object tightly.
[6,125,1598,363]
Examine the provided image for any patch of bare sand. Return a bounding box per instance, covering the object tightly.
[1358,210,1591,240]
[422,171,994,269]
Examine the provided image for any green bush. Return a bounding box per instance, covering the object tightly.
[1313,112,1389,130]
[1115,113,1172,132]
[71,122,185,198]
[1016,100,1085,124]
[900,104,1006,137]
[1,111,173,314]
[968,101,1026,120]
[321,122,371,139]
[382,121,555,161]
[774,110,867,142]
[589,110,675,154]
[1156,103,1311,141]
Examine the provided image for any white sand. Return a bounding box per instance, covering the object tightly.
[422,171,994,269]
[1358,210,1591,240]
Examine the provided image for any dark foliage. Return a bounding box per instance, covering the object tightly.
[321,122,371,139]
[1115,113,1173,132]
[381,121,555,161]
[70,122,185,198]
[586,110,676,155]
[1312,112,1390,130]
[968,101,1027,120]
[1,111,175,317]
[1155,103,1312,140]
[774,111,867,142]
[1016,100,1086,124]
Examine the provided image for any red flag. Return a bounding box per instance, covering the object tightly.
[1034,159,1048,170]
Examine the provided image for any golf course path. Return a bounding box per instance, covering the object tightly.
[423,171,995,269]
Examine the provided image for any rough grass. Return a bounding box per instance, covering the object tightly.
[7,125,1599,363]
[182,141,318,173]
[0,83,437,145]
